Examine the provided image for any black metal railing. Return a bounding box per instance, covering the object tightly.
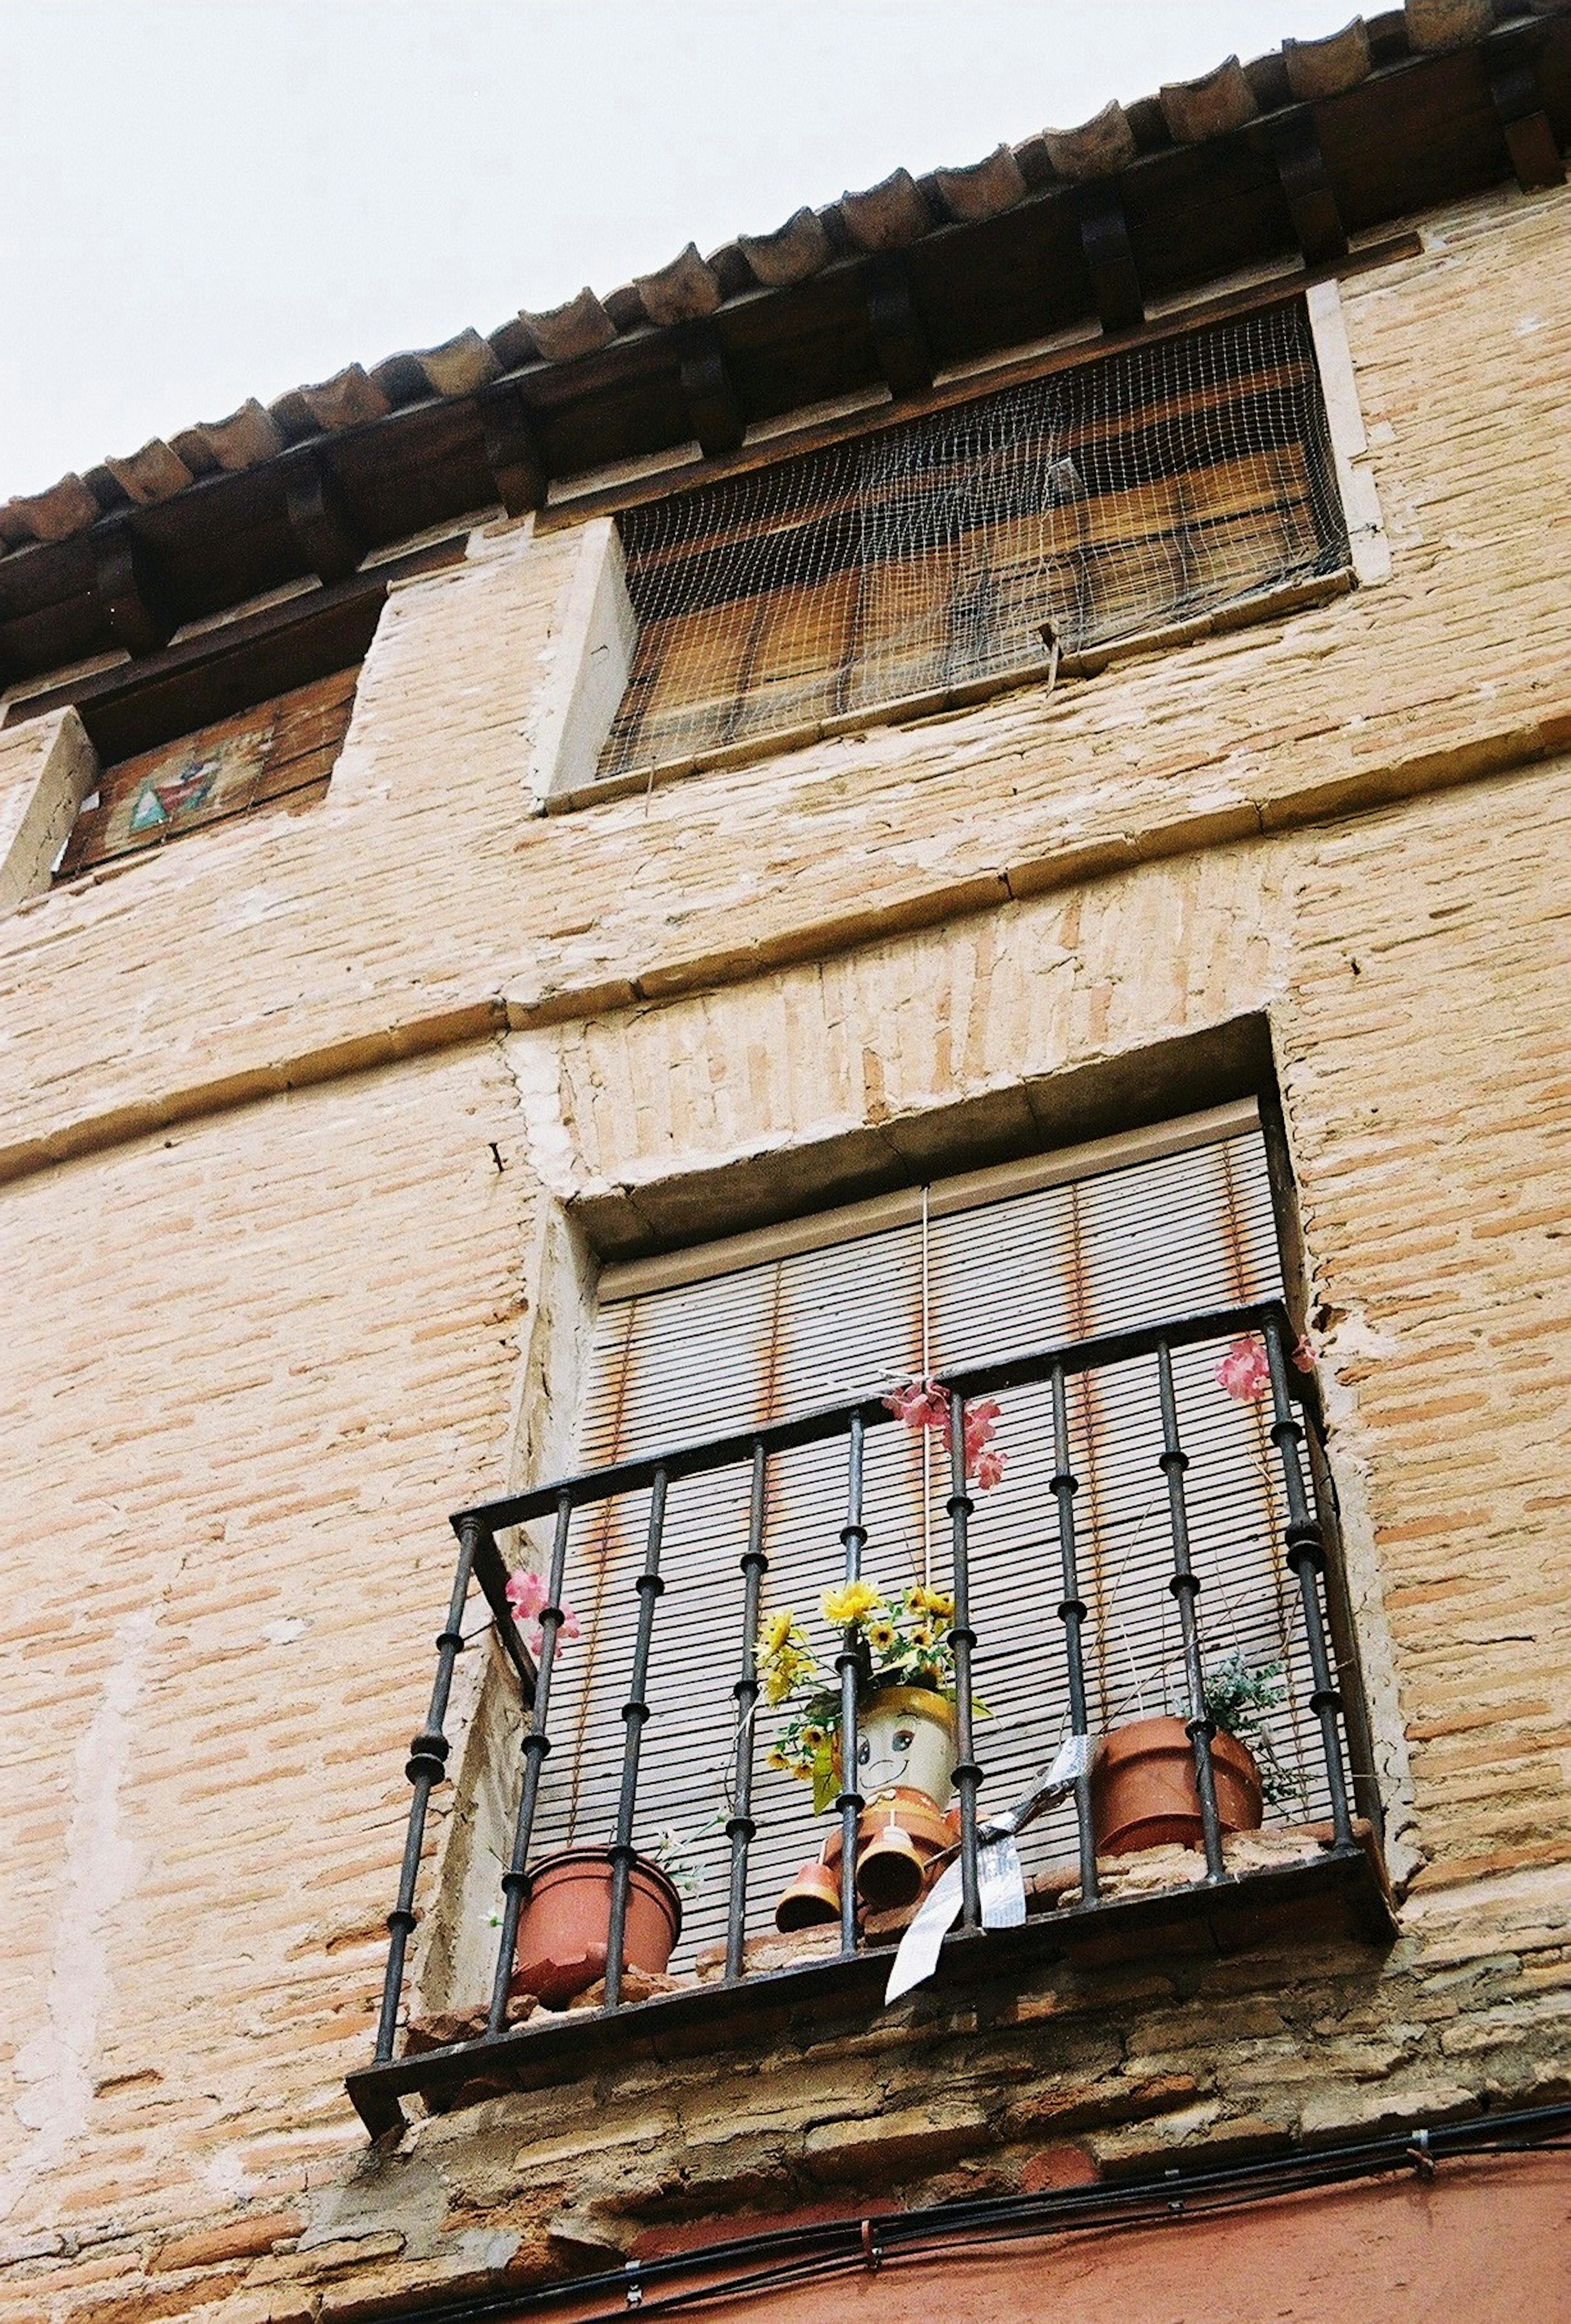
[364,1298,1357,2092]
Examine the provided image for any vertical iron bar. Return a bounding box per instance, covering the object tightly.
[1157,1342,1227,1883]
[603,1469,669,2007]
[1050,1364,1099,1905]
[835,1415,867,1958]
[1262,1315,1356,1849]
[947,1391,982,1930]
[485,1492,574,2034]
[724,1443,769,1981]
[374,1518,482,2062]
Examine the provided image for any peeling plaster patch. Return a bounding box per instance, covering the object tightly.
[201,2146,264,2205]
[500,1031,589,1202]
[1313,1308,1422,1888]
[260,1617,309,1646]
[0,1607,157,2222]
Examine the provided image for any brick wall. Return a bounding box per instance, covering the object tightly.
[0,175,1568,2319]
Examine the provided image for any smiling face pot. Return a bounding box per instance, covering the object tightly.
[855,1686,960,1807]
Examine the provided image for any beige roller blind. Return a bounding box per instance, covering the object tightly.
[527,1112,1324,1970]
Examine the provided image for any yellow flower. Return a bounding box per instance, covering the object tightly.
[760,1610,795,1659]
[764,1664,794,1706]
[865,1619,897,1654]
[800,1724,825,1751]
[822,1580,883,1629]
[909,1623,936,1650]
[912,1586,954,1622]
[766,1747,789,1770]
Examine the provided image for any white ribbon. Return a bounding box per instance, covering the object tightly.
[884,1731,1096,2004]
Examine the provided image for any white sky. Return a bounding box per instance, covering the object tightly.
[0,0,1363,502]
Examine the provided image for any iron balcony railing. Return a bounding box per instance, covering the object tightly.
[365,1298,1358,2098]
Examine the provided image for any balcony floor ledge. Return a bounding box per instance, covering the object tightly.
[347,1837,1394,2141]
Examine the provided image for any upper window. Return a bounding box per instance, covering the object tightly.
[55,663,358,879]
[595,301,1349,785]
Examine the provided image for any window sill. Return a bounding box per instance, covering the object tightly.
[347,1824,1392,2141]
[541,569,1353,818]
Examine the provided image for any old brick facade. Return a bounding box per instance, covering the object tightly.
[2,15,1570,2320]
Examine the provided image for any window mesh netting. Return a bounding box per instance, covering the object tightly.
[598,301,1349,781]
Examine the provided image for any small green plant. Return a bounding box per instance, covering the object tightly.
[1197,1651,1302,1812]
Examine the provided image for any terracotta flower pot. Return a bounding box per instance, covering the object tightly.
[1090,1715,1264,1855]
[512,1848,682,2008]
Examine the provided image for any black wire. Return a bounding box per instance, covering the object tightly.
[380,2101,1571,2324]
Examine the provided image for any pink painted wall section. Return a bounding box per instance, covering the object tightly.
[576,2157,1571,2324]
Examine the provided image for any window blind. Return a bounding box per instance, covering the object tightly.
[525,1115,1326,1970]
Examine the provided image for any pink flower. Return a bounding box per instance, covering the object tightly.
[1216,1337,1271,1402]
[1291,1333,1315,1375]
[972,1446,1007,1492]
[886,1378,1006,1488]
[506,1569,579,1659]
[506,1569,546,1621]
[886,1377,949,1435]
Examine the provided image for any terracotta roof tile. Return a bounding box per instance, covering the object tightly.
[5,0,1565,561]
[934,144,1028,223]
[519,287,616,362]
[1284,17,1374,97]
[102,439,195,506]
[1160,56,1260,142]
[635,244,724,327]
[1042,99,1139,181]
[837,167,933,252]
[736,207,833,288]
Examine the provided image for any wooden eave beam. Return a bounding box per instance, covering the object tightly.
[1261,106,1349,267]
[479,380,548,516]
[675,320,745,459]
[1,21,1566,690]
[1075,182,1145,333]
[92,520,174,658]
[863,254,935,398]
[1486,24,1566,192]
[281,447,367,584]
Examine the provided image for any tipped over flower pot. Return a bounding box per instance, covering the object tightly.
[512,1848,682,2008]
[1090,1715,1264,1856]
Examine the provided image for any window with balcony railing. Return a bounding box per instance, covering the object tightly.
[353,1101,1383,2137]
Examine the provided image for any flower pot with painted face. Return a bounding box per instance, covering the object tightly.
[511,1848,682,2008]
[1090,1715,1265,1856]
[774,1687,962,1928]
[851,1686,961,1909]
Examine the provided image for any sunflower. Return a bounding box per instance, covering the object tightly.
[799,1724,826,1752]
[864,1618,897,1654]
[760,1609,795,1659]
[909,1622,936,1650]
[910,1586,954,1623]
[821,1580,884,1629]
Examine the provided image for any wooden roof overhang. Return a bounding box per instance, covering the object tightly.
[1,7,1566,703]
